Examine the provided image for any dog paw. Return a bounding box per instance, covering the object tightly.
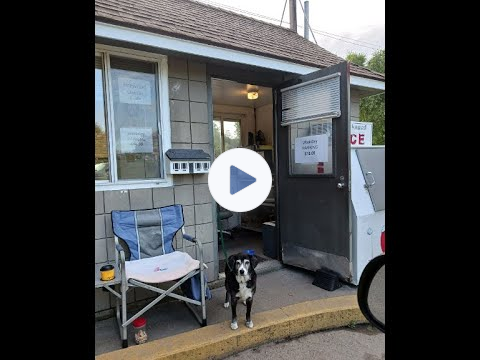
[242,300,247,306]
[246,320,254,328]
[230,321,238,330]
[223,302,230,308]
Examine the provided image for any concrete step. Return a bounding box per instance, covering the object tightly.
[96,295,367,360]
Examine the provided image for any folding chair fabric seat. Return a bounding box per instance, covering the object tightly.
[125,251,200,284]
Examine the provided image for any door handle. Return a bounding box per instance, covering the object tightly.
[337,182,346,189]
[364,171,376,189]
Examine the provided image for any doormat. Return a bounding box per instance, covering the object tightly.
[218,255,269,273]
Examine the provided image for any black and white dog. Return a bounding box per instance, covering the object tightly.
[224,253,258,330]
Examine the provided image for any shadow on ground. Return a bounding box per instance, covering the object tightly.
[95,265,356,356]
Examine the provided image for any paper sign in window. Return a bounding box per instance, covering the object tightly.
[294,134,328,163]
[120,128,153,153]
[118,77,152,105]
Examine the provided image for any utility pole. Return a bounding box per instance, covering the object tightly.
[289,0,297,32]
[304,1,310,39]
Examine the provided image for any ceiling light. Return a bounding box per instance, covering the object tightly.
[247,91,258,100]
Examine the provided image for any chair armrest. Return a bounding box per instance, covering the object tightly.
[182,233,197,243]
[182,233,204,266]
[114,236,126,269]
[114,236,127,286]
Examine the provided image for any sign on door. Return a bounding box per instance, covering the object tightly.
[294,134,329,163]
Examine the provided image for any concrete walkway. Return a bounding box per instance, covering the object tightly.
[95,265,357,357]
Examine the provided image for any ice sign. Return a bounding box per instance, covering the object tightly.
[118,77,152,105]
[350,121,373,147]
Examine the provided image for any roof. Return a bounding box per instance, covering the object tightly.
[95,0,384,81]
[166,149,211,160]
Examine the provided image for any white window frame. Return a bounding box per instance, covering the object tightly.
[213,114,242,156]
[95,44,172,191]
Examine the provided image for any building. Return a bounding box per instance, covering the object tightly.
[95,0,385,317]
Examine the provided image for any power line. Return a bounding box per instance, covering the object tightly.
[194,0,383,50]
[195,0,286,24]
[307,27,382,48]
[308,28,379,50]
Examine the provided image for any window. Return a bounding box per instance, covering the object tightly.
[289,118,333,175]
[95,55,109,180]
[95,48,170,188]
[213,117,241,158]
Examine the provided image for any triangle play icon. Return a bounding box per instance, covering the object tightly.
[230,165,256,195]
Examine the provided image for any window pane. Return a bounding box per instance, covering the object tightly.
[223,120,241,151]
[213,120,222,159]
[289,118,333,175]
[110,56,162,180]
[95,55,109,181]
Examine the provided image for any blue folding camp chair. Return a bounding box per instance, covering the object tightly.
[111,204,211,348]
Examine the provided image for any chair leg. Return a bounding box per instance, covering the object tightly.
[200,266,207,327]
[115,289,121,325]
[113,284,128,348]
[121,284,128,348]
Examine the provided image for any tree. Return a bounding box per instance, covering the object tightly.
[367,50,385,74]
[361,50,385,145]
[224,121,241,149]
[347,50,385,145]
[213,120,242,158]
[213,121,222,158]
[346,52,366,67]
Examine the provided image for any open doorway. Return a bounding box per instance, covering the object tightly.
[211,78,276,273]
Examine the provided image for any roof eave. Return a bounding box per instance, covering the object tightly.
[95,20,384,90]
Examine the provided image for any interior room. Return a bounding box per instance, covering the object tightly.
[211,78,276,272]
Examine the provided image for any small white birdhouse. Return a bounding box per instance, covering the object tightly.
[165,149,211,175]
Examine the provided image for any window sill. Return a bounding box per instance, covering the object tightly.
[95,178,173,192]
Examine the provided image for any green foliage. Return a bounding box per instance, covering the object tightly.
[360,92,385,145]
[213,120,241,158]
[346,52,367,67]
[213,120,222,159]
[367,50,385,74]
[347,320,358,329]
[224,121,241,150]
[95,123,105,135]
[356,50,385,145]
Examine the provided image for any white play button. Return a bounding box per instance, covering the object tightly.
[208,148,272,212]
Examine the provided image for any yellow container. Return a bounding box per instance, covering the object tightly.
[100,264,115,281]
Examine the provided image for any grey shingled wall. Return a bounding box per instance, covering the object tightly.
[95,57,217,317]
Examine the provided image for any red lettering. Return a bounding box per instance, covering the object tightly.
[350,134,357,144]
[359,134,365,145]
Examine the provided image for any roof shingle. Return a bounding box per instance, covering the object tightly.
[95,0,384,81]
[166,149,211,160]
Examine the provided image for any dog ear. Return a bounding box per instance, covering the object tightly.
[249,255,259,269]
[227,255,237,270]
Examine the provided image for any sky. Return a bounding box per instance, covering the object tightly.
[195,0,385,60]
